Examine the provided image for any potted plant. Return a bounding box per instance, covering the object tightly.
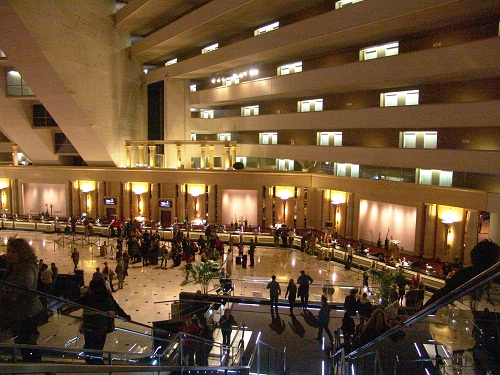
[367,268,406,307]
[191,260,221,294]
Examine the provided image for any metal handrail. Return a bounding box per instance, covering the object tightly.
[0,279,176,344]
[247,331,287,375]
[345,261,500,360]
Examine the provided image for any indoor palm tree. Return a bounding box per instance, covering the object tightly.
[191,260,221,294]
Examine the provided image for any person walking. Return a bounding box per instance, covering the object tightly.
[284,278,297,314]
[71,247,80,270]
[297,270,313,310]
[267,275,281,314]
[316,295,334,344]
[219,308,237,348]
[0,238,43,362]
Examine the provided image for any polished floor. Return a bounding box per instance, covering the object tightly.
[0,229,435,374]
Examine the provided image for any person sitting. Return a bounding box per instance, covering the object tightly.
[423,240,500,310]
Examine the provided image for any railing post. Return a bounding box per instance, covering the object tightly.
[257,341,261,375]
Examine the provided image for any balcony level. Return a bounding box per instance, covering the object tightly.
[189,37,500,107]
[145,0,500,81]
[127,0,326,64]
[190,100,500,134]
[236,144,500,175]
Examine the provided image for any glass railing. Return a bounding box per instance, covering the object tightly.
[0,281,285,374]
[330,261,500,375]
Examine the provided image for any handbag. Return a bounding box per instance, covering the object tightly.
[106,316,115,333]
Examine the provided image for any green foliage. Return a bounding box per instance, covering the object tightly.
[366,268,407,306]
[191,260,221,294]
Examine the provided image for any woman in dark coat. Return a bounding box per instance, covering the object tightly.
[80,277,130,364]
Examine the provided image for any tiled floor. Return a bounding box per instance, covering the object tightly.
[0,229,433,374]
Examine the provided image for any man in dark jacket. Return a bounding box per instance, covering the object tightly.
[316,295,334,344]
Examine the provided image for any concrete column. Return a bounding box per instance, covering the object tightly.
[12,145,19,166]
[125,145,132,168]
[347,193,357,241]
[230,145,237,166]
[176,145,183,168]
[422,204,437,259]
[488,212,500,247]
[137,145,145,166]
[208,145,215,169]
[295,188,305,228]
[224,146,231,169]
[200,145,206,169]
[149,145,156,168]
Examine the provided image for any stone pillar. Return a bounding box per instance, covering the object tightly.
[12,145,19,166]
[347,193,357,241]
[230,145,237,166]
[295,188,305,229]
[200,145,206,169]
[489,212,500,246]
[176,145,183,168]
[125,145,132,168]
[149,145,156,168]
[224,146,231,169]
[208,145,215,169]
[422,203,437,259]
[137,145,145,166]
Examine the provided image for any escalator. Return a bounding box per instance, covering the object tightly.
[331,261,500,375]
[0,281,285,374]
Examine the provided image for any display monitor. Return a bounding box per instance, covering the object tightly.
[104,198,116,205]
[159,200,172,208]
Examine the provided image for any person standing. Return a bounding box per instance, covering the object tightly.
[284,278,297,314]
[39,263,53,294]
[219,308,237,348]
[178,314,200,365]
[225,247,233,277]
[347,245,353,265]
[196,317,214,366]
[80,277,122,364]
[0,238,43,362]
[344,288,358,317]
[266,275,281,314]
[248,239,256,267]
[115,261,125,289]
[316,295,334,344]
[102,262,116,292]
[297,270,313,310]
[71,247,80,270]
[356,292,373,325]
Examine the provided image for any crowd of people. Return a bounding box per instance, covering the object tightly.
[0,224,498,368]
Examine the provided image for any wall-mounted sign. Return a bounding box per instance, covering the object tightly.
[104,198,116,205]
[159,200,172,208]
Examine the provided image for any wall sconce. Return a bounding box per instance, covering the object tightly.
[442,219,454,255]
